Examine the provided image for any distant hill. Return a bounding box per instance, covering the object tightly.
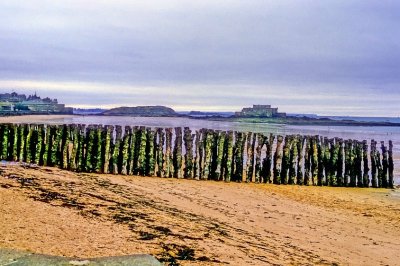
[102,106,178,116]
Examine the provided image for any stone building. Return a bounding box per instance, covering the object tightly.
[0,92,73,114]
[235,104,286,118]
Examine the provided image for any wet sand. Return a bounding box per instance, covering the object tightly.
[1,164,399,265]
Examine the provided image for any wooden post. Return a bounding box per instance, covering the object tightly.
[0,124,9,160]
[330,138,339,186]
[304,136,311,185]
[42,125,52,166]
[11,124,19,161]
[183,127,194,178]
[317,137,325,186]
[233,131,244,182]
[19,124,27,162]
[156,128,165,177]
[224,130,234,182]
[120,126,131,175]
[164,128,173,177]
[376,144,382,188]
[388,140,394,189]
[273,135,284,184]
[337,138,344,186]
[370,140,377,188]
[76,125,86,172]
[136,126,147,175]
[289,136,298,185]
[362,140,369,187]
[281,136,291,185]
[102,125,113,174]
[263,134,274,183]
[172,127,183,178]
[202,129,213,179]
[311,136,319,185]
[254,133,264,183]
[215,131,226,180]
[68,124,78,171]
[245,132,254,182]
[381,141,388,188]
[145,128,156,176]
[193,130,201,179]
[111,125,122,174]
[61,125,70,169]
[297,136,305,185]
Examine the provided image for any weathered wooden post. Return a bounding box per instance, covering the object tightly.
[297,136,305,185]
[254,133,264,183]
[76,124,86,172]
[304,136,312,185]
[93,125,103,173]
[245,132,254,182]
[210,130,219,179]
[262,134,274,183]
[68,124,79,171]
[84,125,95,172]
[362,140,369,187]
[61,125,70,169]
[376,145,383,188]
[223,130,234,182]
[202,129,213,179]
[172,127,183,178]
[127,126,138,175]
[316,136,324,186]
[337,138,344,186]
[145,128,156,176]
[344,140,350,186]
[0,124,9,160]
[273,135,284,184]
[155,128,165,177]
[111,125,122,174]
[183,127,194,179]
[164,128,173,177]
[370,140,377,188]
[193,130,201,179]
[322,137,330,186]
[11,124,19,161]
[233,131,244,182]
[330,138,339,186]
[381,141,388,188]
[33,124,44,165]
[120,126,131,175]
[214,131,226,180]
[281,136,291,185]
[354,141,363,187]
[42,125,52,166]
[102,125,113,174]
[311,136,319,185]
[289,136,298,185]
[19,124,27,162]
[137,126,148,175]
[388,140,394,189]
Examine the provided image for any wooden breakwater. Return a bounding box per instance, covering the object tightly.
[0,123,395,188]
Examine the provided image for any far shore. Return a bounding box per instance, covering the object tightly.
[1,114,400,127]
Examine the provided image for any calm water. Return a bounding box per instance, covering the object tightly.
[9,115,400,185]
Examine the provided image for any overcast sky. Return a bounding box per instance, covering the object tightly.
[1,0,400,116]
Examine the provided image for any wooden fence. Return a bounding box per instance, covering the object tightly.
[0,123,394,188]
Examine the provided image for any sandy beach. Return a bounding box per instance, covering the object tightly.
[1,163,399,265]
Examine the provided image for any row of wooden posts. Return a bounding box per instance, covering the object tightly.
[0,123,395,188]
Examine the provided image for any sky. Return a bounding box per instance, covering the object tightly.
[1,0,400,116]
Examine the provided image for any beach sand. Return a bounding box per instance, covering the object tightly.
[1,164,399,265]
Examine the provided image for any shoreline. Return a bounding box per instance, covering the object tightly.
[1,114,400,127]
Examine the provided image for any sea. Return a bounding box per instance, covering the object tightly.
[7,115,400,185]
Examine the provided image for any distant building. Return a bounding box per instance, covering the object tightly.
[235,104,286,118]
[0,92,73,114]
